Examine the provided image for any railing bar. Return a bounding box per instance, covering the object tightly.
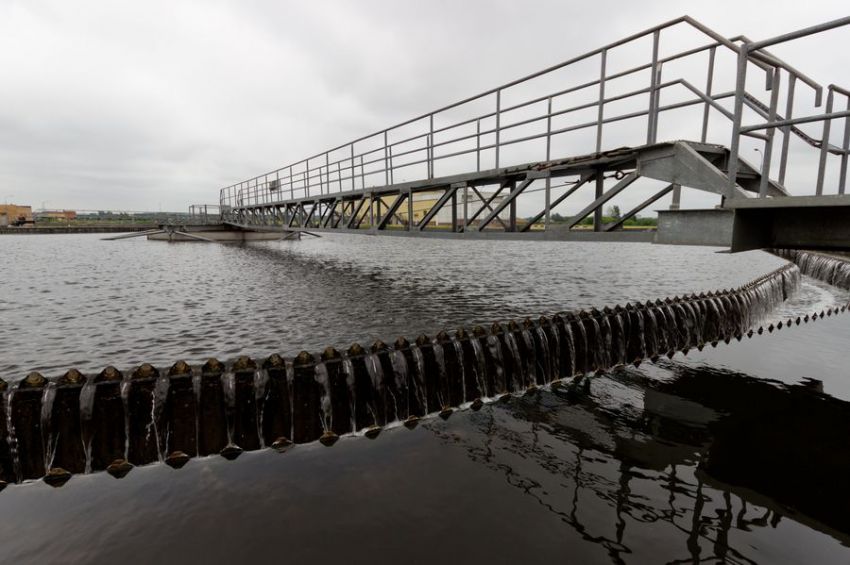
[596,49,607,153]
[647,30,660,144]
[816,89,835,195]
[727,45,751,199]
[701,46,716,142]
[840,96,850,194]
[748,15,850,51]
[778,74,797,186]
[741,109,850,133]
[495,90,501,170]
[759,68,781,197]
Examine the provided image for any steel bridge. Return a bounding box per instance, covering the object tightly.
[218,16,850,251]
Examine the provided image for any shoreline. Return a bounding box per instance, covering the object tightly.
[0,225,157,235]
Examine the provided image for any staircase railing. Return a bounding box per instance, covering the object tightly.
[726,16,850,200]
[219,16,845,212]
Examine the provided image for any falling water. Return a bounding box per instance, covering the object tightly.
[342,358,357,432]
[221,371,236,445]
[485,334,506,394]
[390,349,413,417]
[534,327,552,383]
[432,343,449,407]
[313,363,333,433]
[469,337,489,398]
[40,382,57,471]
[254,368,269,448]
[504,332,524,390]
[451,338,468,402]
[153,374,170,460]
[3,260,841,484]
[5,385,21,482]
[79,379,95,474]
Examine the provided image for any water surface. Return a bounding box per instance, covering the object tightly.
[1,234,849,564]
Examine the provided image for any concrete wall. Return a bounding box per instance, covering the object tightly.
[656,209,733,247]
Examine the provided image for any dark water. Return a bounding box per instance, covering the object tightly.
[1,234,850,564]
[1,233,846,378]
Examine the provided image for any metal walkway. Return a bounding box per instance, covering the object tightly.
[218,16,850,250]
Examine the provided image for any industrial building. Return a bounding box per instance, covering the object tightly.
[0,204,33,227]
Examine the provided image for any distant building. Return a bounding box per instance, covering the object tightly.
[36,210,77,221]
[0,204,33,227]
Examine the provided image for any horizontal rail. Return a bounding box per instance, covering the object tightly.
[740,111,850,134]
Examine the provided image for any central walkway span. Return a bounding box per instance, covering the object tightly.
[217,16,850,251]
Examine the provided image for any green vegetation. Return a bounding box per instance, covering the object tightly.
[545,211,657,228]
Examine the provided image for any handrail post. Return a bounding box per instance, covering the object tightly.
[759,67,781,197]
[647,30,660,144]
[816,88,834,195]
[389,144,394,185]
[383,131,389,186]
[495,89,501,169]
[476,119,481,172]
[429,114,435,178]
[840,94,850,194]
[596,49,607,153]
[700,46,716,142]
[726,45,749,200]
[778,74,797,186]
[350,144,356,190]
[545,96,553,230]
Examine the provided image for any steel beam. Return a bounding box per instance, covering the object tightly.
[377,193,408,230]
[467,184,509,231]
[520,173,594,232]
[566,171,639,229]
[417,185,460,230]
[604,183,675,231]
[478,177,535,231]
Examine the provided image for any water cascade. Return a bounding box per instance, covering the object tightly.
[3,259,846,487]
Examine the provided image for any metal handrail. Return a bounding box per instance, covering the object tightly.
[220,15,843,212]
[726,16,850,198]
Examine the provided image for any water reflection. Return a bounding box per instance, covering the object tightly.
[424,362,850,563]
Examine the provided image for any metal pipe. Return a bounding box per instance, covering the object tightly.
[429,114,435,178]
[747,15,850,51]
[701,47,716,143]
[840,94,850,194]
[495,90,501,169]
[759,68,781,197]
[476,119,481,172]
[726,46,750,200]
[741,109,850,133]
[596,49,607,153]
[816,89,835,195]
[778,74,797,186]
[383,131,389,186]
[546,96,553,229]
[647,30,660,144]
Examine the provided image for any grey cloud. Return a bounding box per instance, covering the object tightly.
[0,0,848,212]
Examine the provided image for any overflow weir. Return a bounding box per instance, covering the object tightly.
[2,250,850,488]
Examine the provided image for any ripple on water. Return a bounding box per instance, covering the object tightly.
[0,233,824,377]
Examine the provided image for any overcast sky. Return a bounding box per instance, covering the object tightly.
[1,0,848,213]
